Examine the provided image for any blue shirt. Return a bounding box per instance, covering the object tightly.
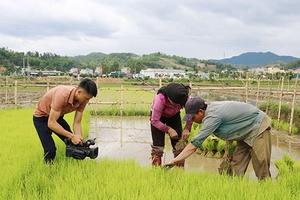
[191,101,268,148]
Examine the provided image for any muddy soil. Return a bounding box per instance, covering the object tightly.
[89,116,300,179]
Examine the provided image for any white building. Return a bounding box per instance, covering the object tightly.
[94,66,103,76]
[69,67,78,75]
[80,68,94,75]
[268,67,285,74]
[140,68,186,79]
[250,67,268,74]
[121,67,131,74]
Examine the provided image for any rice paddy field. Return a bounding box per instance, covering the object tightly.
[1,108,300,199]
[88,84,155,116]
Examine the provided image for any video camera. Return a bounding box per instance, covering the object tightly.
[65,138,98,160]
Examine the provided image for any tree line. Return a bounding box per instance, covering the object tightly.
[1,47,299,77]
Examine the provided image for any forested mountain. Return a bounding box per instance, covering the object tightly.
[71,52,107,62]
[213,52,299,66]
[0,47,80,74]
[1,47,300,76]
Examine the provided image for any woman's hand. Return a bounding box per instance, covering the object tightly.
[168,128,178,139]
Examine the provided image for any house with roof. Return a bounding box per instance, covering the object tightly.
[140,68,186,79]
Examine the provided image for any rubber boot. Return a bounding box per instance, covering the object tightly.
[173,149,185,168]
[151,145,164,167]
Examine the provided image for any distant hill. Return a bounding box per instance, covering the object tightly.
[2,47,300,75]
[70,52,197,70]
[212,52,299,66]
[71,52,107,62]
[71,51,299,70]
[97,52,139,64]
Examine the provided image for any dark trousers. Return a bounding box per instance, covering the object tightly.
[151,112,183,149]
[33,115,72,162]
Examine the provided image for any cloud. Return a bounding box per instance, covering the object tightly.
[0,0,299,59]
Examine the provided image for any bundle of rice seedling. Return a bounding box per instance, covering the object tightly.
[202,137,216,157]
[214,139,226,158]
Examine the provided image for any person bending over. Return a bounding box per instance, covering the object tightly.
[165,97,272,180]
[33,78,97,163]
[150,82,193,167]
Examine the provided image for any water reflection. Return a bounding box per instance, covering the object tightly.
[89,116,300,179]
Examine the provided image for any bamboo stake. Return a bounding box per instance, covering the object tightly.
[265,80,273,114]
[277,77,284,130]
[289,76,298,135]
[14,80,18,108]
[69,76,72,85]
[95,77,99,114]
[159,77,162,88]
[255,78,261,107]
[47,78,50,91]
[120,85,124,147]
[96,77,99,88]
[245,72,248,103]
[5,76,8,108]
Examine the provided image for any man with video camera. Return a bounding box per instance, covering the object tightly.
[33,78,97,163]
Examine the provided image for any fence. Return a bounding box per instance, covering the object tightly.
[1,75,299,134]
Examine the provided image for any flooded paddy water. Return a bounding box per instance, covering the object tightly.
[89,116,300,179]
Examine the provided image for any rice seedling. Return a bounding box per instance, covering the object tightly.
[1,108,300,199]
[272,119,298,134]
[214,139,227,158]
[274,154,300,194]
[201,137,216,157]
[228,141,237,155]
[187,122,204,154]
[88,86,155,116]
[275,154,296,176]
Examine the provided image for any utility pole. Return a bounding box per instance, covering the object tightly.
[24,57,30,80]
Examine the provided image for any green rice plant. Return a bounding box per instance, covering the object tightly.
[0,108,91,199]
[2,108,300,200]
[275,154,300,192]
[201,137,216,157]
[280,104,290,113]
[269,101,279,111]
[292,126,299,135]
[214,139,226,158]
[81,111,91,137]
[271,119,278,128]
[199,139,208,156]
[279,120,287,130]
[192,122,201,131]
[195,147,204,154]
[188,128,205,155]
[273,119,298,134]
[294,161,300,173]
[122,106,150,116]
[228,141,237,156]
[188,126,200,142]
[187,123,205,154]
[280,121,299,135]
[90,105,122,116]
[275,154,295,175]
[88,86,155,116]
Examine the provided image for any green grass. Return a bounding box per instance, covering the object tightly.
[1,108,300,199]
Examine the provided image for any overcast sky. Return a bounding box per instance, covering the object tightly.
[1,0,299,60]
